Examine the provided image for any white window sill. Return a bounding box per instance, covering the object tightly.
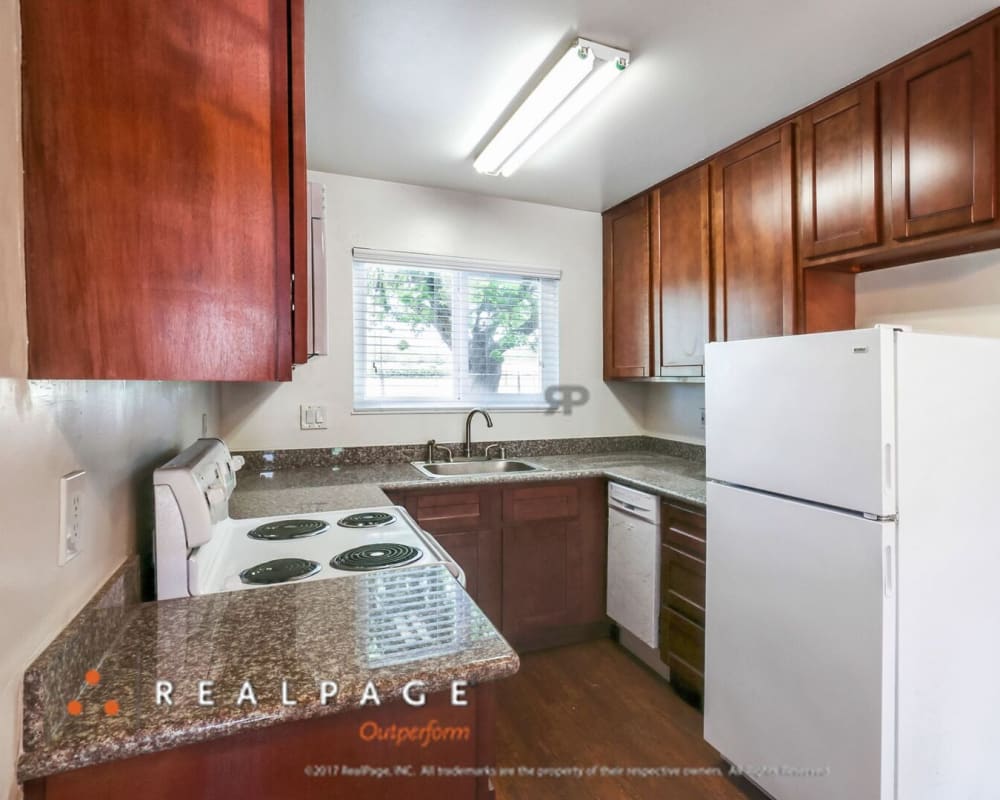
[352,406,553,415]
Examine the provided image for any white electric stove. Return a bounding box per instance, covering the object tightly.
[153,438,463,600]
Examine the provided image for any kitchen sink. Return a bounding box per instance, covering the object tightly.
[411,459,545,478]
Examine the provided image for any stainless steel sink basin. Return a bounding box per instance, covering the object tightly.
[411,459,545,478]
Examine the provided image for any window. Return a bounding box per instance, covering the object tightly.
[353,248,560,411]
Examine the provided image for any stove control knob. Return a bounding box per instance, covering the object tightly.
[205,484,227,506]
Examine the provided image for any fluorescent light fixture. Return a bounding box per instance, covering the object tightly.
[474,38,630,177]
[499,59,622,177]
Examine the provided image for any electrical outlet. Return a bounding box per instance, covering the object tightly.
[59,471,87,565]
[299,405,328,430]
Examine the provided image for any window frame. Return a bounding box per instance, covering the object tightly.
[351,248,561,413]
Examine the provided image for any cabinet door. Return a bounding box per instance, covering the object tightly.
[408,490,491,534]
[799,82,880,258]
[603,194,651,378]
[502,483,579,522]
[500,479,607,649]
[502,520,576,641]
[289,0,309,365]
[887,25,996,240]
[651,166,712,376]
[431,529,502,628]
[395,488,502,626]
[711,124,797,341]
[21,0,302,380]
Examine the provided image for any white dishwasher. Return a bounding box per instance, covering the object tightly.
[606,482,661,648]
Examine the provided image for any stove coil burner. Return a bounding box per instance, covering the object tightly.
[239,558,321,585]
[337,511,396,529]
[330,543,421,571]
[247,519,330,540]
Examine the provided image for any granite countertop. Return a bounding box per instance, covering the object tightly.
[230,451,706,518]
[18,564,518,782]
[20,442,699,781]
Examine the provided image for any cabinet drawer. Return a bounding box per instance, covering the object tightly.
[662,526,706,561]
[663,501,706,534]
[411,491,486,533]
[503,484,579,522]
[667,654,705,703]
[662,502,706,559]
[661,545,706,626]
[662,608,705,674]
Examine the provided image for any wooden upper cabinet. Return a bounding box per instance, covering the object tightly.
[651,166,712,376]
[886,24,996,241]
[711,124,797,341]
[603,194,651,378]
[289,0,309,367]
[799,82,881,259]
[21,0,306,380]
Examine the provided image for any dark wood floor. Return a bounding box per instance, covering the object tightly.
[495,639,768,800]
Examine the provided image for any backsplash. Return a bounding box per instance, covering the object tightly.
[235,435,704,471]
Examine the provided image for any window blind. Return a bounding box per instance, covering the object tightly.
[352,249,560,411]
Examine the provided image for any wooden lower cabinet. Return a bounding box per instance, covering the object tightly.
[431,529,502,627]
[658,500,707,708]
[389,487,502,627]
[389,479,609,652]
[501,520,578,640]
[24,687,495,800]
[501,480,607,650]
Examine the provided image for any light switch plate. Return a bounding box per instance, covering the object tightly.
[299,405,328,430]
[59,470,87,565]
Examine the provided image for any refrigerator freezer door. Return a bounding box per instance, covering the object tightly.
[706,327,896,516]
[704,482,895,800]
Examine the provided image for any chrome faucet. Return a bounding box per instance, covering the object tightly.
[484,442,507,460]
[464,408,494,458]
[426,439,453,464]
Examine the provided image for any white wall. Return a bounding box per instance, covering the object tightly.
[221,171,646,450]
[856,249,1000,335]
[1,5,220,797]
[642,383,706,444]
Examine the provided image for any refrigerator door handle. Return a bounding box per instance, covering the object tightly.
[883,544,894,599]
[884,443,893,491]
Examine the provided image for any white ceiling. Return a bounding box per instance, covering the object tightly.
[304,0,993,212]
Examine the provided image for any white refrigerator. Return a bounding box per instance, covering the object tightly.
[704,326,1000,800]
